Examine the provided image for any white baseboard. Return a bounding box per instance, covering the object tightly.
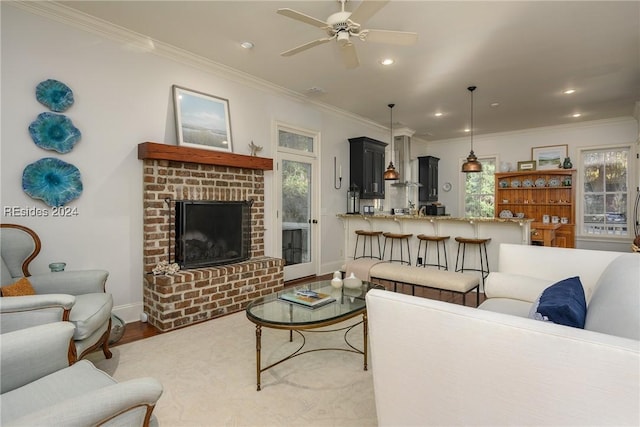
[112,302,144,324]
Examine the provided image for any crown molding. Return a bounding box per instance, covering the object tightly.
[9,1,387,133]
[427,116,637,145]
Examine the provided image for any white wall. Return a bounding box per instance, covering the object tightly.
[0,4,388,321]
[412,117,639,251]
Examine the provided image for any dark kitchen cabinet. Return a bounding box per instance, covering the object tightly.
[418,156,439,202]
[349,137,387,199]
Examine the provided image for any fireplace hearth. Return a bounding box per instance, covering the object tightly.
[139,142,283,331]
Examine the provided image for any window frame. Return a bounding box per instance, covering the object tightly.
[577,144,634,240]
[460,156,497,218]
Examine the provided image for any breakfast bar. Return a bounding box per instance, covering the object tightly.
[338,214,533,281]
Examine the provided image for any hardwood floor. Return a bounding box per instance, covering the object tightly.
[114,273,485,347]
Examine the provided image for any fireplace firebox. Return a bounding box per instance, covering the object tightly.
[175,200,253,269]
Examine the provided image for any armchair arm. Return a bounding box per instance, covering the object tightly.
[0,322,75,394]
[0,294,75,333]
[7,377,164,427]
[28,269,109,295]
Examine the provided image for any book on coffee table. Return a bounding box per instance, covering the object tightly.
[278,289,336,308]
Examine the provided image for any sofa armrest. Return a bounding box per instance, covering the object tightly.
[7,377,164,427]
[0,322,75,394]
[28,270,109,295]
[366,289,640,426]
[484,272,554,302]
[0,294,75,333]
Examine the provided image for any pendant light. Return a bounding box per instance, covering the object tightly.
[461,86,482,173]
[383,103,400,180]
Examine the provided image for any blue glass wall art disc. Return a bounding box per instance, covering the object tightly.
[22,157,83,207]
[35,79,74,112]
[28,112,81,153]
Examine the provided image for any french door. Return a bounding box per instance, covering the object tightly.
[276,124,319,281]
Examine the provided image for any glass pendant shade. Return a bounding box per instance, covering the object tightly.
[461,86,482,173]
[384,103,399,181]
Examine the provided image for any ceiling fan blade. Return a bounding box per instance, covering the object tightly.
[362,29,418,45]
[340,43,360,69]
[277,8,328,28]
[349,0,389,25]
[281,38,333,57]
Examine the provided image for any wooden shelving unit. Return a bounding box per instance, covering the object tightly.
[495,169,576,247]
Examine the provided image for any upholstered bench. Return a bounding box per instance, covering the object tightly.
[343,259,480,307]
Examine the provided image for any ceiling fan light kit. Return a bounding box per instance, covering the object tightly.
[462,86,483,173]
[277,0,417,69]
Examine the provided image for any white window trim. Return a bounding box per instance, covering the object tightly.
[576,143,636,242]
[458,154,498,218]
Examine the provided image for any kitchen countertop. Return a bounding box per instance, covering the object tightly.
[337,213,534,224]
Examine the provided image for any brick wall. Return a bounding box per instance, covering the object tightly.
[142,159,283,331]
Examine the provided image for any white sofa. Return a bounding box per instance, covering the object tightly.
[366,244,639,426]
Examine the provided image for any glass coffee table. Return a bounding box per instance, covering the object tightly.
[246,280,382,390]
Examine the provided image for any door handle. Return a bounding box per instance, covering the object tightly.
[308,219,318,224]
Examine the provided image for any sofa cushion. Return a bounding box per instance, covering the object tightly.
[529,276,586,329]
[1,277,36,297]
[478,298,533,317]
[483,272,554,302]
[69,293,113,340]
[584,254,640,340]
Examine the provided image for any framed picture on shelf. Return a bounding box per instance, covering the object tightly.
[172,85,233,152]
[517,160,536,171]
[531,144,567,170]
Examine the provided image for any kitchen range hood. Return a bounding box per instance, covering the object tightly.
[390,131,422,188]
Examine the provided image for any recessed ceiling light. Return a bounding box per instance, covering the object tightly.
[572,113,582,118]
[381,58,394,66]
[240,41,254,49]
[490,102,500,108]
[434,112,443,117]
[563,89,576,95]
[464,128,471,133]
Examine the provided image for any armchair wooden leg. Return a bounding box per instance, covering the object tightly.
[102,337,113,359]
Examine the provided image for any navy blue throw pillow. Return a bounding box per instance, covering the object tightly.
[534,276,587,329]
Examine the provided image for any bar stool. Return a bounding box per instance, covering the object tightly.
[454,237,491,286]
[353,230,383,260]
[382,232,413,265]
[416,234,450,270]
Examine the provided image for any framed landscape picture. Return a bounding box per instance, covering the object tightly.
[531,144,567,170]
[172,85,232,152]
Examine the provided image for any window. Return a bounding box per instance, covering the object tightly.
[581,147,630,237]
[278,129,313,152]
[464,158,496,217]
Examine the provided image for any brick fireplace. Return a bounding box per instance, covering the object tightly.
[138,142,284,331]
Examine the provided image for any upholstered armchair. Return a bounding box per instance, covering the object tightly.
[0,322,163,426]
[0,223,113,361]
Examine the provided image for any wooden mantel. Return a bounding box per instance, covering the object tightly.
[138,142,273,171]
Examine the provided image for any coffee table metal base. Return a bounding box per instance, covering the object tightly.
[253,312,368,391]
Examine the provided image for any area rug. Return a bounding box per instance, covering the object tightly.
[89,311,377,426]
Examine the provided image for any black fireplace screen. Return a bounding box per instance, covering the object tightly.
[175,200,252,268]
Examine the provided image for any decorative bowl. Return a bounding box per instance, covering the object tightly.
[29,112,81,153]
[36,79,74,112]
[22,157,83,207]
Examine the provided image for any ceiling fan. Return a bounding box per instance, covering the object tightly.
[277,0,417,69]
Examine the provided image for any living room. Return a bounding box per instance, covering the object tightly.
[1,1,639,425]
[2,1,638,325]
